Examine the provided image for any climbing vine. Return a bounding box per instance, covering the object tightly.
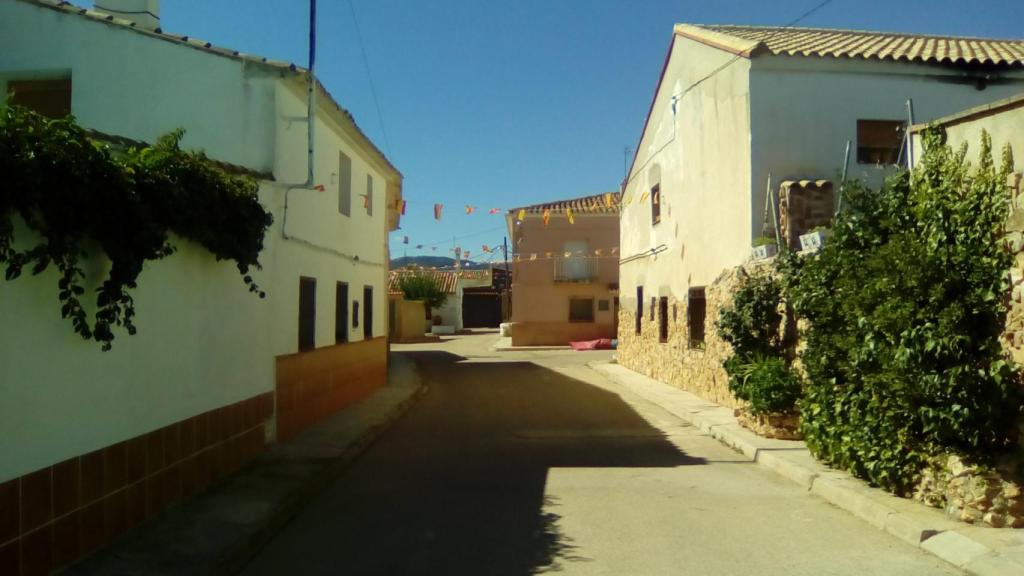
[0,105,273,350]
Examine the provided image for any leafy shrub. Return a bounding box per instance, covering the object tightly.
[0,105,273,350]
[724,354,803,415]
[717,273,800,416]
[396,271,448,316]
[781,129,1022,494]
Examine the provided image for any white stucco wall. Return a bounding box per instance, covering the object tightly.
[270,82,390,354]
[749,57,1024,239]
[0,1,397,481]
[0,0,279,171]
[620,35,753,309]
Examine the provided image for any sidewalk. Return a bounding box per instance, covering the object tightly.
[67,354,426,576]
[491,335,571,352]
[590,361,1024,576]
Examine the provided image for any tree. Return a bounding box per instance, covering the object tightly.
[396,271,448,320]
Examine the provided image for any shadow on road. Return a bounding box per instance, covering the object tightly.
[246,350,701,576]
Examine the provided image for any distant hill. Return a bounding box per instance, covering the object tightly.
[390,256,495,270]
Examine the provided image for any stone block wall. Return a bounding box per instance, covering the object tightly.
[616,264,775,409]
[1001,172,1024,363]
[778,180,835,250]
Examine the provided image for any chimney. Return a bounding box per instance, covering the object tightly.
[94,0,161,31]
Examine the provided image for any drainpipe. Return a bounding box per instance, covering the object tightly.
[283,0,318,239]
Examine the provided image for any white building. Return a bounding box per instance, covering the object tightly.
[0,0,401,567]
[617,24,1024,397]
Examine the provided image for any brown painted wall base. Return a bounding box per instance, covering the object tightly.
[275,337,387,441]
[0,392,273,576]
[510,321,615,346]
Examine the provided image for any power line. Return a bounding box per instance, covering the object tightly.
[624,0,839,188]
[347,0,392,158]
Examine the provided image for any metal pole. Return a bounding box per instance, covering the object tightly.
[767,173,782,249]
[906,99,916,168]
[837,139,851,214]
[502,236,510,321]
[306,0,317,186]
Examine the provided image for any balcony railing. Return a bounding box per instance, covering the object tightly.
[554,258,598,283]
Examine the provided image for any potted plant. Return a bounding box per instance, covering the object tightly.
[799,226,830,252]
[751,236,778,261]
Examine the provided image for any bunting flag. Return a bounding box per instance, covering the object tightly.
[566,208,575,225]
[482,245,491,253]
[604,193,613,207]
[434,203,443,220]
[313,184,326,192]
[517,209,526,221]
[545,252,553,258]
[403,236,409,244]
[400,200,407,215]
[488,208,501,215]
[611,247,619,254]
[622,190,633,205]
[416,244,424,249]
[529,254,537,261]
[595,248,603,256]
[639,190,650,203]
[431,246,437,251]
[363,194,370,209]
[563,251,572,258]
[465,205,476,215]
[542,209,551,226]
[465,251,471,259]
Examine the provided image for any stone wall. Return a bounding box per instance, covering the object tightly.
[616,263,775,409]
[778,180,835,250]
[1001,172,1024,363]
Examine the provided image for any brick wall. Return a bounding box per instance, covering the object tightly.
[0,392,272,576]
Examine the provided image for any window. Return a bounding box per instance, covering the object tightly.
[352,301,360,328]
[338,152,352,216]
[857,120,905,165]
[335,282,349,343]
[688,287,707,348]
[7,78,71,118]
[597,299,610,312]
[365,175,374,216]
[635,287,643,335]
[569,297,595,323]
[651,184,661,225]
[298,277,317,351]
[363,286,373,338]
[658,297,669,343]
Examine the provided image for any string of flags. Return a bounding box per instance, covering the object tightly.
[511,247,620,262]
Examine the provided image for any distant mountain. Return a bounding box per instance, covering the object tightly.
[390,256,495,270]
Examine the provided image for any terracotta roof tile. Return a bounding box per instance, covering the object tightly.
[388,270,460,295]
[509,192,621,215]
[676,24,1024,67]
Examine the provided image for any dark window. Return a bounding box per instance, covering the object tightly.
[298,277,316,351]
[569,297,595,323]
[658,297,669,343]
[857,120,905,165]
[651,184,661,225]
[363,286,373,338]
[338,152,352,216]
[597,299,610,312]
[688,287,707,348]
[335,282,349,343]
[353,301,359,328]
[635,287,643,335]
[7,78,71,118]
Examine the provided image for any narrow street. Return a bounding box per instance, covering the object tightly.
[242,332,957,576]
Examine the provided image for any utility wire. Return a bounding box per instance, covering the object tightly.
[624,0,839,188]
[347,0,393,159]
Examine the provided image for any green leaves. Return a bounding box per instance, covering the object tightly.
[786,127,1021,495]
[0,105,273,350]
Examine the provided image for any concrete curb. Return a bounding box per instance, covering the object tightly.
[68,356,428,576]
[588,361,1024,576]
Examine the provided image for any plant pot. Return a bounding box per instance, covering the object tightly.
[751,243,778,261]
[799,230,829,252]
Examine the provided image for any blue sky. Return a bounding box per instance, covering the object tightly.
[153,0,1024,263]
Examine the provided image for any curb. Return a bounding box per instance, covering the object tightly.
[588,361,1024,576]
[222,383,429,574]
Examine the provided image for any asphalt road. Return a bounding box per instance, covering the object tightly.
[241,332,959,576]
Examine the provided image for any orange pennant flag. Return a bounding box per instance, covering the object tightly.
[488,208,500,215]
[465,205,476,215]
[542,209,550,226]
[604,193,614,207]
[566,208,575,225]
[639,190,650,203]
[434,204,443,220]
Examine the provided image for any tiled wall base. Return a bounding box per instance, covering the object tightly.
[275,337,387,440]
[0,392,273,576]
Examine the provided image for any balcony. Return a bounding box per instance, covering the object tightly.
[554,258,598,283]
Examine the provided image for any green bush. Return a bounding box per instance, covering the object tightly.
[396,271,448,317]
[781,129,1022,494]
[724,354,803,415]
[717,273,800,416]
